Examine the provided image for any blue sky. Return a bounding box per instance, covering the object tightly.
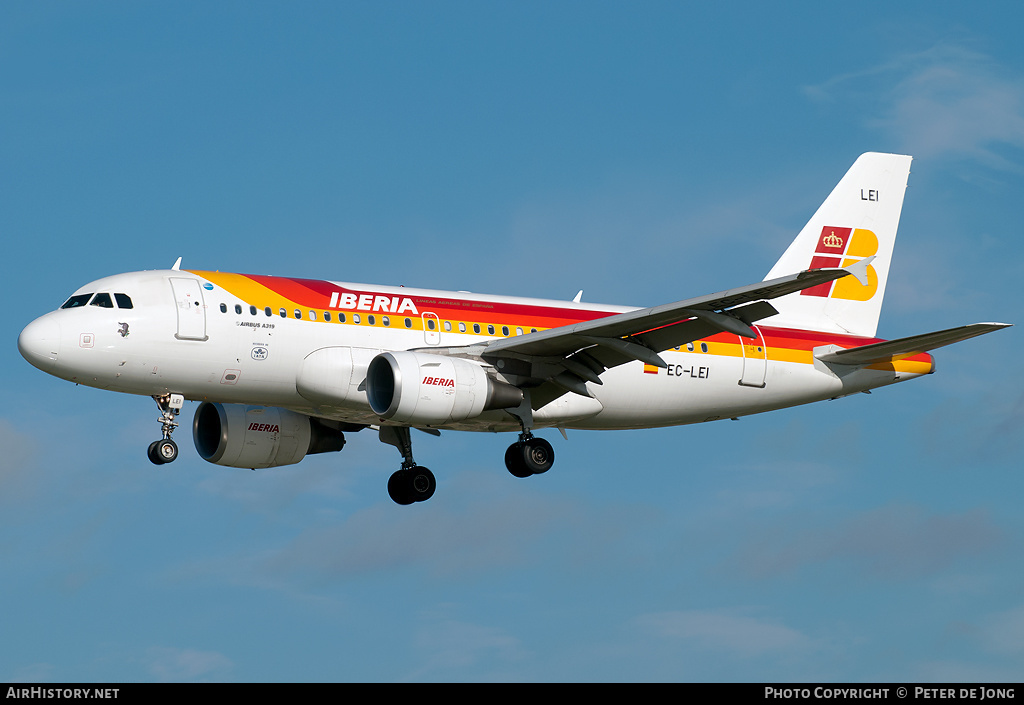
[2,2,1022,682]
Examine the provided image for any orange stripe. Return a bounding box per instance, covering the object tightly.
[189,271,934,372]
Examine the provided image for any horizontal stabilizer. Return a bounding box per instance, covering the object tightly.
[815,323,1011,365]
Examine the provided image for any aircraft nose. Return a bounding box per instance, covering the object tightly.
[18,316,61,372]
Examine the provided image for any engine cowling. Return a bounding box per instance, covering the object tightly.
[295,346,381,407]
[366,351,523,425]
[192,402,346,469]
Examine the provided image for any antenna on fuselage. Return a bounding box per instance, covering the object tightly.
[573,290,583,303]
[171,257,182,271]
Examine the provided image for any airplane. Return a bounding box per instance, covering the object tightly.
[17,153,1010,505]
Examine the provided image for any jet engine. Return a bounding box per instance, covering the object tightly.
[193,402,347,469]
[366,351,523,425]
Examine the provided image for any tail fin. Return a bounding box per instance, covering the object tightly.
[764,152,913,338]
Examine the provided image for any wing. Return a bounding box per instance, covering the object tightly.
[421,259,873,401]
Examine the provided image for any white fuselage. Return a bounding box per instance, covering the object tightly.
[18,269,931,435]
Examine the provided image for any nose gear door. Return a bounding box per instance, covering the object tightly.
[169,277,208,341]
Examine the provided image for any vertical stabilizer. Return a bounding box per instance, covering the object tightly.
[764,152,912,338]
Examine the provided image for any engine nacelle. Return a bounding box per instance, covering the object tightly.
[295,346,381,407]
[366,351,523,425]
[192,402,346,469]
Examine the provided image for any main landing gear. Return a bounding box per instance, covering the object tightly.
[504,391,554,478]
[378,390,555,505]
[379,426,436,505]
[504,432,555,478]
[378,424,554,505]
[148,393,184,465]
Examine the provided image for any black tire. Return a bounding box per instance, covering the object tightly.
[388,469,415,505]
[505,442,532,478]
[388,466,436,505]
[407,466,436,503]
[147,441,166,465]
[522,437,554,475]
[155,439,178,464]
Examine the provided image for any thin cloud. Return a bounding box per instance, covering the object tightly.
[143,646,233,682]
[407,607,530,681]
[635,609,812,657]
[733,504,1002,581]
[0,419,38,502]
[805,43,1024,168]
[979,604,1024,656]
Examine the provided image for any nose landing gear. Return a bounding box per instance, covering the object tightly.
[148,394,184,465]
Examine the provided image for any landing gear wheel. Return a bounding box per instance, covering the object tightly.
[149,394,183,466]
[148,438,178,465]
[388,466,436,505]
[505,442,532,478]
[148,441,166,465]
[505,437,554,477]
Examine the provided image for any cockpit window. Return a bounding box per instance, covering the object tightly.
[89,293,114,308]
[114,293,133,309]
[61,293,93,309]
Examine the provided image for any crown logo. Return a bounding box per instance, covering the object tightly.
[822,230,844,249]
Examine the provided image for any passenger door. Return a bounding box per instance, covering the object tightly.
[169,277,208,341]
[738,325,767,388]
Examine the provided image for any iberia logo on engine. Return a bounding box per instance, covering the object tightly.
[248,423,280,433]
[802,226,879,300]
[423,377,455,387]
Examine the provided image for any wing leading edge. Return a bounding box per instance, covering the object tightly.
[415,261,875,400]
[482,260,872,361]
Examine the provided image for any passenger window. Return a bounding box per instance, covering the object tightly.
[220,303,227,313]
[235,304,242,314]
[502,326,509,336]
[473,324,481,334]
[90,293,114,308]
[294,309,301,319]
[427,319,436,330]
[265,307,272,316]
[444,321,452,332]
[250,305,257,315]
[700,343,708,353]
[353,314,361,324]
[339,313,346,323]
[383,316,390,327]
[404,318,412,328]
[309,310,316,321]
[279,308,287,318]
[487,324,494,335]
[114,293,133,309]
[368,315,375,326]
[459,322,466,333]
[324,311,332,322]
[687,343,694,352]
[61,293,93,309]
[516,327,523,336]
